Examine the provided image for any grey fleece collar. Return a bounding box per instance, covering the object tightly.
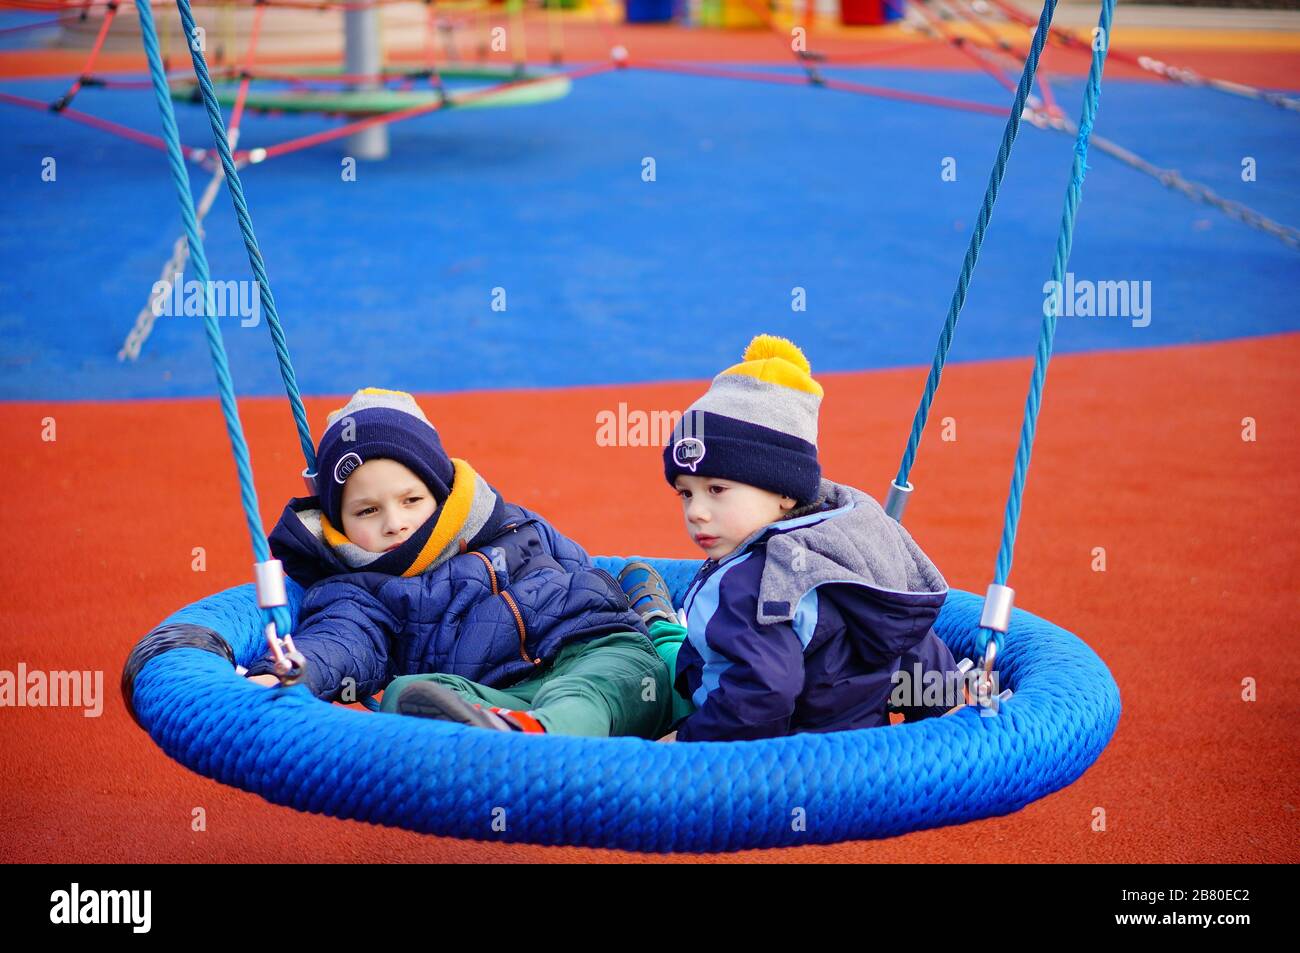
[753,478,949,626]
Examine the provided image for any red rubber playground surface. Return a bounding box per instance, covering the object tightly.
[1,6,1299,862]
[2,334,1298,863]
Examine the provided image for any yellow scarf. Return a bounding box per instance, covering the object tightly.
[319,457,486,577]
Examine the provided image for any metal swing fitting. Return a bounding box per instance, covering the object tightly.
[255,559,306,686]
[975,640,999,707]
[974,583,1015,708]
[979,583,1015,635]
[263,625,306,686]
[255,559,287,609]
[883,479,913,522]
[941,657,976,717]
[302,467,318,497]
[941,657,1014,717]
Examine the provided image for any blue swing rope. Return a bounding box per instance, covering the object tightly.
[880,0,1118,657]
[137,0,1116,661]
[134,0,291,639]
[142,0,318,480]
[976,0,1116,658]
[892,0,1063,494]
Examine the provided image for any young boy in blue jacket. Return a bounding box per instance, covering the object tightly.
[244,388,670,738]
[629,335,963,743]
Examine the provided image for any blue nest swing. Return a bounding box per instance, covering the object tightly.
[122,0,1121,852]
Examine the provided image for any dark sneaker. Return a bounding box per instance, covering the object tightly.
[395,681,515,731]
[617,561,679,626]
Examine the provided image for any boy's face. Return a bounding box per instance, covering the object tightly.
[340,458,438,554]
[673,474,796,561]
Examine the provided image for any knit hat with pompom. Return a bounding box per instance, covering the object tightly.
[663,334,823,505]
[314,388,455,532]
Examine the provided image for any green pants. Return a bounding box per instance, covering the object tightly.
[381,624,692,738]
[649,618,696,728]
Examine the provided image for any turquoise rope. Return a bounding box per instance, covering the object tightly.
[135,0,290,639]
[169,0,317,477]
[893,0,1060,491]
[976,0,1116,658]
[138,0,1113,663]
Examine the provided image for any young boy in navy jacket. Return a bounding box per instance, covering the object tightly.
[244,388,669,738]
[635,335,962,742]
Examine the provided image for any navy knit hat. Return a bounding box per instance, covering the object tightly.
[663,334,823,505]
[314,388,455,531]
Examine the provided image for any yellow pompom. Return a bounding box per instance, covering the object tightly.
[743,334,811,374]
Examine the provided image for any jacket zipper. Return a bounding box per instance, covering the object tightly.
[683,560,723,620]
[499,590,537,666]
[682,541,768,620]
[466,547,536,666]
[466,550,499,594]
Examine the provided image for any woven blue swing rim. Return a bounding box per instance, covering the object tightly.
[129,556,1121,853]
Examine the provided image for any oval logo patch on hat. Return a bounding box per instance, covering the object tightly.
[673,437,706,472]
[334,451,363,484]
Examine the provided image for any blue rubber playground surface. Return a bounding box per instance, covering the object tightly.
[2,61,1298,400]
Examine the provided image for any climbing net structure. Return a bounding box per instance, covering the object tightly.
[3,0,1295,365]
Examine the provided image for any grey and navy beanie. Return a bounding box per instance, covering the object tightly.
[314,388,455,530]
[663,334,823,504]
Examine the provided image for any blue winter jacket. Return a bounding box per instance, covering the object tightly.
[244,460,650,702]
[673,477,958,742]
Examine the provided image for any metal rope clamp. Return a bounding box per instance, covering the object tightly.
[255,559,306,687]
[883,479,913,522]
[975,583,1016,715]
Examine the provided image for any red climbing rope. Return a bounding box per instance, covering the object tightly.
[0,14,62,33]
[925,0,1062,116]
[50,0,119,110]
[635,59,1007,117]
[979,0,1297,110]
[0,0,1104,171]
[0,88,208,158]
[228,0,268,132]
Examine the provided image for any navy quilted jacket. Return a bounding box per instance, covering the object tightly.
[244,487,649,702]
[673,478,957,742]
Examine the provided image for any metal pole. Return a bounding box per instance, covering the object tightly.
[344,6,389,160]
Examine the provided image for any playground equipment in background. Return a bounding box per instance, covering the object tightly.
[167,62,572,117]
[840,0,903,26]
[624,0,904,27]
[4,2,1292,367]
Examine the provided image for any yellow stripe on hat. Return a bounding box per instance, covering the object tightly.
[720,334,824,398]
[330,387,409,419]
[326,387,428,428]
